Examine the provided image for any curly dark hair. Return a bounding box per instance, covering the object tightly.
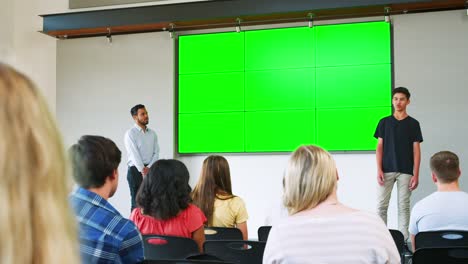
[136,159,192,220]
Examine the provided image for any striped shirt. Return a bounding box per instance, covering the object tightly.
[263,210,400,264]
[70,187,144,264]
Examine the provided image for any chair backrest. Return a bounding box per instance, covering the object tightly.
[141,260,235,264]
[389,229,406,264]
[257,226,272,242]
[389,229,405,254]
[415,230,468,250]
[412,247,468,264]
[142,234,200,260]
[204,240,266,264]
[204,227,243,241]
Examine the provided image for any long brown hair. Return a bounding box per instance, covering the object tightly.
[0,63,79,264]
[192,155,234,225]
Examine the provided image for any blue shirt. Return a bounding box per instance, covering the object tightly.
[124,124,159,172]
[70,187,144,264]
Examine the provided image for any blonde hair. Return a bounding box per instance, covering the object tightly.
[0,63,79,264]
[283,145,337,215]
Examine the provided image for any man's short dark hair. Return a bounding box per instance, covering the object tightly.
[392,87,411,99]
[430,151,460,183]
[70,135,122,189]
[130,104,145,116]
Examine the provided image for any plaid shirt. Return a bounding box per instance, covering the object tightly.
[70,187,144,264]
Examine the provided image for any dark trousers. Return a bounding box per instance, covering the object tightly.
[127,166,143,212]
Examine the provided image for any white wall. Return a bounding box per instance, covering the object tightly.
[57,32,175,215]
[1,0,203,111]
[0,0,15,64]
[0,0,69,111]
[56,10,468,239]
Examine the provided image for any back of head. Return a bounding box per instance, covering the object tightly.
[392,86,411,99]
[430,151,460,183]
[70,135,121,189]
[0,63,79,264]
[192,155,233,224]
[283,145,337,215]
[137,159,192,220]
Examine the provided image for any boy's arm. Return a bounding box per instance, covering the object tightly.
[376,137,385,185]
[410,142,421,190]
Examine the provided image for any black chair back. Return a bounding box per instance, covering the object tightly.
[204,227,243,240]
[389,229,405,254]
[257,226,272,242]
[412,247,468,264]
[141,260,234,264]
[389,229,406,264]
[204,240,266,264]
[142,234,200,260]
[415,230,468,250]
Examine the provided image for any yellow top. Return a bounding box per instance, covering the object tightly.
[211,195,249,227]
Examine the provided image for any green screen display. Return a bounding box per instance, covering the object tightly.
[178,113,245,153]
[245,68,315,111]
[177,21,392,153]
[245,110,316,152]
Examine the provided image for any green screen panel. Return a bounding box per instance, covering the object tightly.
[316,64,391,108]
[178,112,244,153]
[316,107,390,151]
[179,32,244,74]
[315,21,391,67]
[245,27,315,70]
[245,110,315,152]
[179,72,244,113]
[245,68,315,111]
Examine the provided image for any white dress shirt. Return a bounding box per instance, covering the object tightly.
[124,124,159,172]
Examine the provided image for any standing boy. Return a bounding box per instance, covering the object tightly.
[374,87,423,240]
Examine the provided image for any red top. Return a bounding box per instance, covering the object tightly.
[130,204,206,238]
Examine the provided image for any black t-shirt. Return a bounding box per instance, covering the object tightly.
[374,115,423,175]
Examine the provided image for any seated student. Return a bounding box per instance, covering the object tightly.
[0,63,79,264]
[263,145,400,264]
[130,159,206,252]
[409,151,468,251]
[192,155,249,240]
[69,135,144,263]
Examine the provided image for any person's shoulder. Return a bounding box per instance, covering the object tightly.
[379,115,393,122]
[125,126,138,136]
[115,213,141,237]
[186,204,204,215]
[231,195,245,203]
[348,210,388,227]
[184,204,207,223]
[412,192,438,212]
[407,115,421,124]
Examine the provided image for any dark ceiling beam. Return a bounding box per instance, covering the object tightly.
[40,0,467,39]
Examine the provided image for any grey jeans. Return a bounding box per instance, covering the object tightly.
[377,172,412,240]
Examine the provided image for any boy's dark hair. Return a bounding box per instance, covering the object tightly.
[130,104,145,116]
[392,87,411,99]
[430,151,460,183]
[136,159,192,220]
[69,135,121,188]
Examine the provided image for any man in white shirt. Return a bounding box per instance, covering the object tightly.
[124,104,159,211]
[409,151,468,251]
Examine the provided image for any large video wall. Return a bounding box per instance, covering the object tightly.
[178,21,391,153]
